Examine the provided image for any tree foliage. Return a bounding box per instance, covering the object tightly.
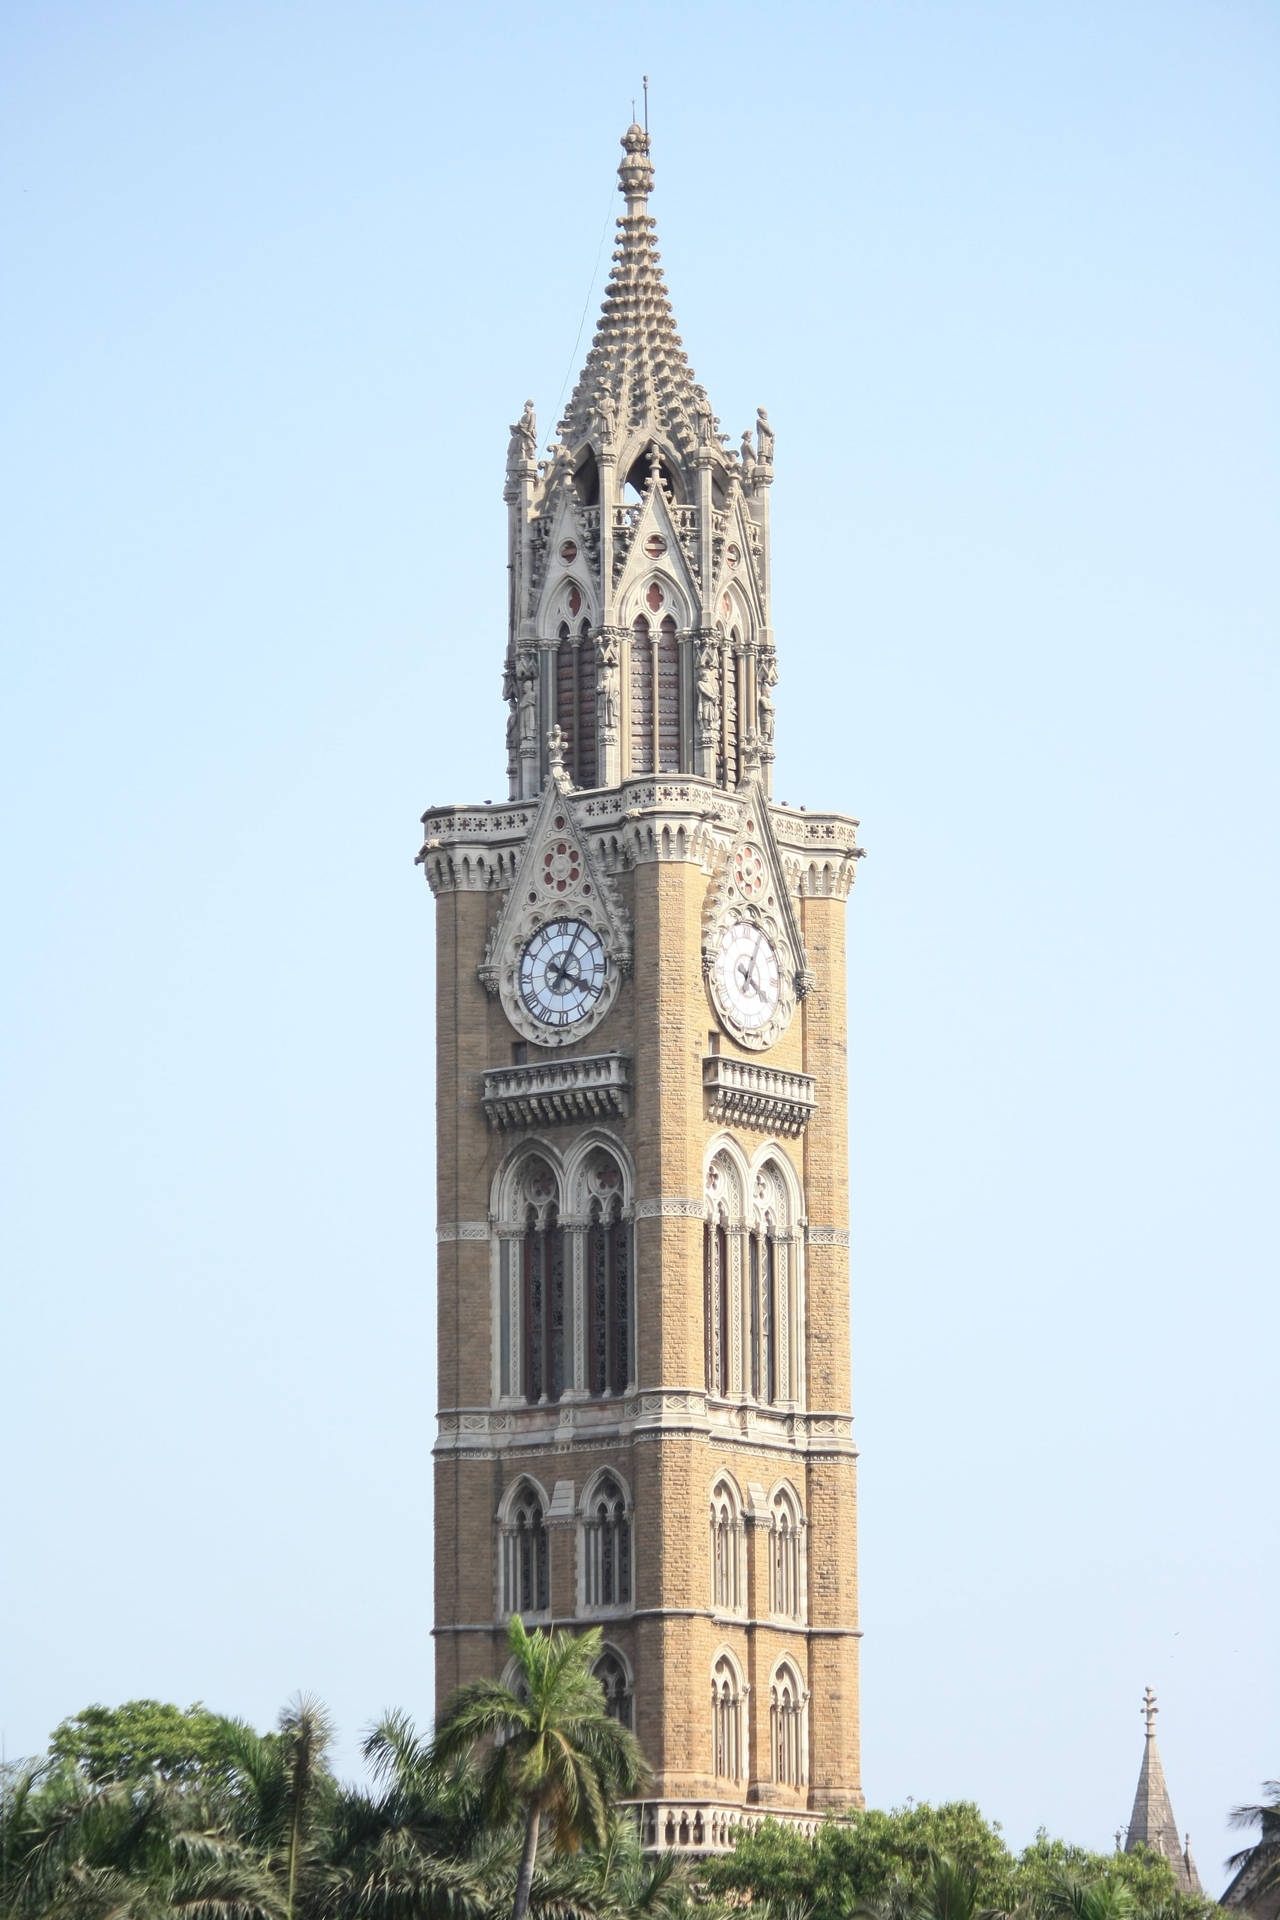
[46,1701,260,1787]
[701,1805,1219,1920]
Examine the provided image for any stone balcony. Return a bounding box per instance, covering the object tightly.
[634,1798,823,1854]
[703,1055,817,1137]
[482,1053,631,1131]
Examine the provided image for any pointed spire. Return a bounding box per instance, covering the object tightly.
[556,126,716,464]
[1123,1688,1203,1894]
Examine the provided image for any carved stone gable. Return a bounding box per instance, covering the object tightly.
[702,777,812,1050]
[480,769,632,1047]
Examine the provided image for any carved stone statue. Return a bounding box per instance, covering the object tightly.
[739,428,755,472]
[696,643,719,738]
[693,385,715,450]
[758,648,778,743]
[517,653,539,745]
[594,383,618,447]
[546,723,567,779]
[756,406,774,464]
[508,399,536,471]
[596,635,620,738]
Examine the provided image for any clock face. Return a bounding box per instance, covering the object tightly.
[714,920,782,1031]
[519,919,608,1029]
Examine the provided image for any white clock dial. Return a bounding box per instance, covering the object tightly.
[715,920,781,1031]
[519,919,607,1029]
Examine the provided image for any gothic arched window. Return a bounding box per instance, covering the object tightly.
[512,1158,563,1406]
[769,1483,805,1621]
[588,1190,631,1396]
[709,1476,745,1614]
[703,1146,741,1399]
[593,1648,633,1729]
[657,615,680,772]
[501,1481,549,1616]
[748,1216,778,1404]
[630,616,653,775]
[582,1473,631,1610]
[712,1653,745,1781]
[576,619,597,787]
[770,1659,806,1786]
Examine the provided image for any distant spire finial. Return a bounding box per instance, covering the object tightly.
[643,74,649,134]
[1142,1686,1159,1736]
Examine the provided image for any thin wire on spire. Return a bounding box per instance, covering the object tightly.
[552,178,618,429]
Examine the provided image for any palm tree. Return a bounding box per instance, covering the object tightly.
[854,1854,1010,1920]
[428,1618,648,1920]
[1227,1783,1280,1906]
[1039,1877,1135,1920]
[219,1696,338,1920]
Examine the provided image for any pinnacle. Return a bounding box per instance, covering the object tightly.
[556,126,717,465]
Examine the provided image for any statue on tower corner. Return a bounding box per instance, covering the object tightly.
[756,406,774,466]
[507,400,537,474]
[594,382,618,449]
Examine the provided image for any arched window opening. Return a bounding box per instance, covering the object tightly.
[574,447,599,506]
[770,1662,805,1785]
[749,1223,778,1405]
[657,616,680,772]
[593,1649,633,1730]
[576,620,597,787]
[630,617,653,775]
[583,1474,631,1610]
[709,1478,744,1614]
[704,1211,730,1396]
[502,1484,549,1616]
[769,1486,804,1621]
[556,624,576,773]
[712,1656,743,1781]
[720,634,740,788]
[522,1198,565,1405]
[588,1194,630,1396]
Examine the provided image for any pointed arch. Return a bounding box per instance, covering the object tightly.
[592,1644,634,1730]
[579,1468,632,1612]
[710,1647,747,1783]
[498,1476,550,1618]
[708,1472,746,1615]
[768,1655,808,1786]
[768,1480,806,1621]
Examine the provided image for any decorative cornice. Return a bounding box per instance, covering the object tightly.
[482,1053,631,1130]
[704,1056,817,1137]
[435,1391,855,1458]
[806,1225,850,1247]
[633,1195,704,1219]
[436,1221,490,1242]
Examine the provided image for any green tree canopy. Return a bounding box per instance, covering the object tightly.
[46,1699,260,1786]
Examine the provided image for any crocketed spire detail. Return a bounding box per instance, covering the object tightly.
[557,125,714,462]
[1123,1688,1203,1893]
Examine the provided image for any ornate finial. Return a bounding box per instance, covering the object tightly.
[1142,1686,1159,1735]
[546,724,567,780]
[619,122,654,207]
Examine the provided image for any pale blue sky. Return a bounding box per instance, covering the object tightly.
[2,0,1276,1890]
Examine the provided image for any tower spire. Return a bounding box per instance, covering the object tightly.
[556,123,714,462]
[1123,1688,1203,1893]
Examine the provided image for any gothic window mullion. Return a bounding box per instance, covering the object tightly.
[547,1214,565,1402]
[610,1206,629,1393]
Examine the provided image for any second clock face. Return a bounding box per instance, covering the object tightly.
[519,918,607,1029]
[715,919,782,1031]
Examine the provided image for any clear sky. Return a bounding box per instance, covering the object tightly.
[3,0,1276,1892]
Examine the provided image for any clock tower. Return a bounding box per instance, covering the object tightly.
[418,123,865,1846]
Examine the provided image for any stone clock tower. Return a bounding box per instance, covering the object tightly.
[418,124,865,1847]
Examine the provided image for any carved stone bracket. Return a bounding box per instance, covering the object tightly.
[482,1052,631,1130]
[703,1056,817,1137]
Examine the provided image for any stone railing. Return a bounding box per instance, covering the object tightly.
[482,1053,631,1130]
[703,1057,817,1137]
[633,1798,823,1854]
